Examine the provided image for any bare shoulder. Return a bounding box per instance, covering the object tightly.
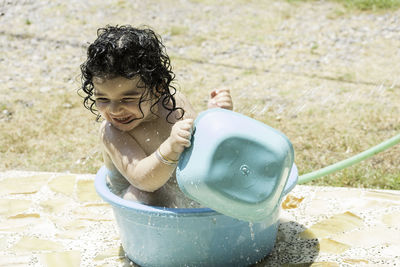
[98,120,147,178]
[99,120,123,142]
[97,121,118,171]
[174,90,197,119]
[98,120,129,154]
[98,120,120,159]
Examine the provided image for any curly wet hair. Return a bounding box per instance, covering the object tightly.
[80,25,184,122]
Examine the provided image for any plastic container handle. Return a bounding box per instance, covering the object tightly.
[282,164,298,196]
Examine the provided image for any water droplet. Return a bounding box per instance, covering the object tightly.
[249,222,255,240]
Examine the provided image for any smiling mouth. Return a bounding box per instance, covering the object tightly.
[113,116,136,124]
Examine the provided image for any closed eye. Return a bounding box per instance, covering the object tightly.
[95,98,109,103]
[122,97,140,103]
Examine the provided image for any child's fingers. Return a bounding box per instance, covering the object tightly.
[210,89,230,98]
[212,92,231,102]
[207,101,218,109]
[180,122,194,134]
[178,124,191,132]
[217,100,231,106]
[217,102,233,110]
[214,95,232,103]
[177,129,192,139]
[183,140,192,147]
[183,118,194,123]
[208,89,233,110]
[214,96,232,106]
[218,88,231,93]
[176,135,191,147]
[214,89,231,96]
[181,118,194,126]
[175,119,193,130]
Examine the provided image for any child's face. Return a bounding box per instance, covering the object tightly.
[93,76,156,131]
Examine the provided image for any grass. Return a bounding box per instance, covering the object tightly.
[1,0,399,191]
[0,89,103,174]
[336,0,400,10]
[287,0,400,10]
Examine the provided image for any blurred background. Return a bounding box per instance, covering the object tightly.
[0,0,399,189]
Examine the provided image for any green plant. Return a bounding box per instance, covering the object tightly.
[337,0,400,10]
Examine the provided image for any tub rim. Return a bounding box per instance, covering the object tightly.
[95,166,218,216]
[95,164,298,217]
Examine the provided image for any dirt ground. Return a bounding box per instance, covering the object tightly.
[0,0,399,187]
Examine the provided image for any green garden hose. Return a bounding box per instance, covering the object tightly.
[298,133,400,184]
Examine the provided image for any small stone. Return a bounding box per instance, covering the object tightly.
[94,245,125,261]
[0,254,31,266]
[334,225,400,248]
[48,175,76,197]
[304,199,330,215]
[41,251,81,267]
[342,259,369,264]
[0,199,31,217]
[8,213,40,219]
[76,179,101,202]
[40,198,69,214]
[364,191,400,202]
[319,238,350,254]
[299,212,364,239]
[11,236,64,252]
[382,212,400,227]
[0,174,51,195]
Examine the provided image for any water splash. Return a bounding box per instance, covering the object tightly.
[249,222,255,241]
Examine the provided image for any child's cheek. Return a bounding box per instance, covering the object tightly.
[95,102,107,109]
[126,102,139,107]
[95,103,109,116]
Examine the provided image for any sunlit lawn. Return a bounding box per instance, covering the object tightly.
[0,0,399,189]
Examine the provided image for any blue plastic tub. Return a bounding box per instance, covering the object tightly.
[95,164,298,267]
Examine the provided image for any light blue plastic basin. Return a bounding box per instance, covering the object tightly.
[177,108,295,222]
[95,164,298,266]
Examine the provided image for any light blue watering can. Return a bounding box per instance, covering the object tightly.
[177,108,296,222]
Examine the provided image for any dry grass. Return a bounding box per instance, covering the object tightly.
[288,0,400,11]
[0,88,102,174]
[0,0,399,189]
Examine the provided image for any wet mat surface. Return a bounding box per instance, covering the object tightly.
[0,170,399,266]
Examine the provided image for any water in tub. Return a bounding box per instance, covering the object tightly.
[106,167,203,208]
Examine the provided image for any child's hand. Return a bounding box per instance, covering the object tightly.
[168,119,194,154]
[207,89,233,110]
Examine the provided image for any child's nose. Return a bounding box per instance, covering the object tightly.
[108,101,122,113]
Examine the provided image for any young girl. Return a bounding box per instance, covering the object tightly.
[80,25,233,208]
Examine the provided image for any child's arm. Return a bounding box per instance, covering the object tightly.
[207,89,233,110]
[100,118,194,193]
